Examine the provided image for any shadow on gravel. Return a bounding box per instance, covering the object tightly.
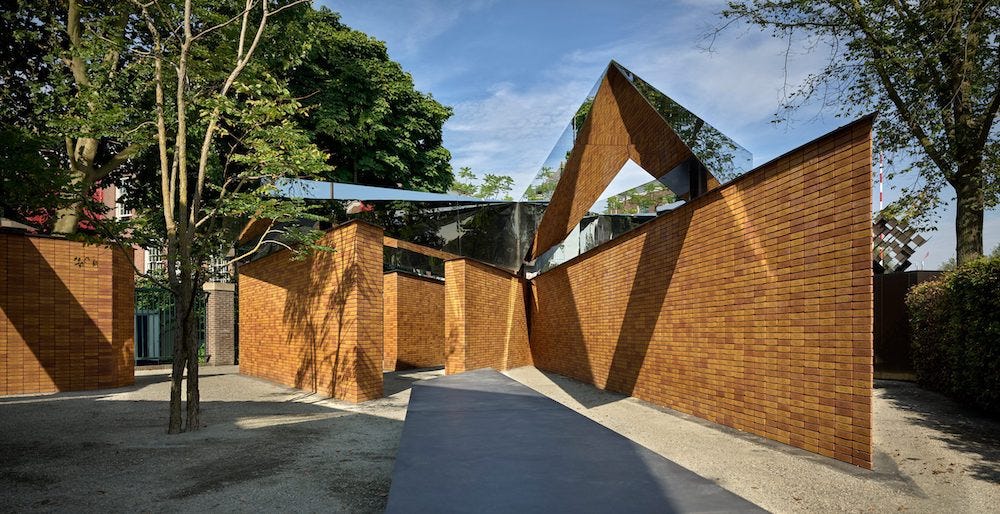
[530,368,628,409]
[0,376,401,513]
[876,380,1000,484]
[383,367,443,397]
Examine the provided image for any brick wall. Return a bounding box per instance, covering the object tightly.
[383,272,444,370]
[238,221,384,403]
[444,258,531,374]
[1,232,134,395]
[204,282,236,365]
[529,118,874,468]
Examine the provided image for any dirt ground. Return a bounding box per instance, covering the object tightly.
[0,366,441,513]
[2,366,998,513]
[505,367,1000,513]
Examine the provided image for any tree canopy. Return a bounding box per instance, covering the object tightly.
[284,8,453,192]
[0,2,454,233]
[720,0,999,263]
[450,167,515,200]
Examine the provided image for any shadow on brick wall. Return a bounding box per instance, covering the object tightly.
[530,207,693,406]
[1,236,125,393]
[254,252,358,398]
[605,208,693,396]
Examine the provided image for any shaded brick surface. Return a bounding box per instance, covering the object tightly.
[529,118,875,468]
[204,282,236,366]
[1,233,134,395]
[383,272,444,370]
[238,221,384,403]
[444,259,531,374]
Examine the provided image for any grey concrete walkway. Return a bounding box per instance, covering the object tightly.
[386,369,764,513]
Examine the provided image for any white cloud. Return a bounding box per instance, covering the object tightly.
[446,78,594,195]
[443,8,830,196]
[387,0,498,57]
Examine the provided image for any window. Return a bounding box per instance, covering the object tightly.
[115,187,132,219]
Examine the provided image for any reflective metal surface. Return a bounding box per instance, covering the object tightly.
[611,61,753,183]
[261,61,754,278]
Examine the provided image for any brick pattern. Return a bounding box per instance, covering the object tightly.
[383,272,444,370]
[1,233,134,395]
[531,64,695,259]
[444,259,531,374]
[204,282,236,365]
[529,119,875,468]
[238,221,384,402]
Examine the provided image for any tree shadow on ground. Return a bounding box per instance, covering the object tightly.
[0,372,402,513]
[876,380,1000,484]
[383,367,444,397]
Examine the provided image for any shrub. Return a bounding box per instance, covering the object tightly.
[906,255,1000,416]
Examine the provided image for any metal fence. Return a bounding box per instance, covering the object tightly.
[134,287,206,364]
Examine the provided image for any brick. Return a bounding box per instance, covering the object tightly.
[237,221,384,402]
[1,233,134,395]
[383,272,444,370]
[528,117,875,469]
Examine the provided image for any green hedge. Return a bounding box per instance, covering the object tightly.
[906,255,1000,415]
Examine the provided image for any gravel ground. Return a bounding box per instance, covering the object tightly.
[2,366,997,513]
[0,366,442,513]
[504,367,1000,513]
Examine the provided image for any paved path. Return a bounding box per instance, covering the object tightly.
[386,369,764,513]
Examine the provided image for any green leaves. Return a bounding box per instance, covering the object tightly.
[721,1,999,260]
[450,167,515,200]
[284,7,454,192]
[907,253,1000,414]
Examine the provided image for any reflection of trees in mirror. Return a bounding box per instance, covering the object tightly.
[572,97,595,140]
[384,246,445,278]
[603,181,676,214]
[524,167,559,201]
[620,66,750,182]
[338,201,448,249]
[449,204,523,271]
[450,167,515,200]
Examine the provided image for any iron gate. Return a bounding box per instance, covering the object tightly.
[135,287,206,364]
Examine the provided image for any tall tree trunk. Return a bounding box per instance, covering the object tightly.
[953,172,985,265]
[184,293,201,431]
[52,203,82,234]
[168,323,187,434]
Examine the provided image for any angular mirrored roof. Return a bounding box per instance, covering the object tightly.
[521,61,752,202]
[524,61,754,260]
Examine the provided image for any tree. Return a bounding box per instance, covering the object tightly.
[3,0,330,432]
[450,167,480,197]
[283,8,454,192]
[1,0,151,232]
[449,167,515,200]
[523,166,558,201]
[720,1,999,264]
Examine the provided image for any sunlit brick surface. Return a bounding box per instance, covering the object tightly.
[530,119,875,468]
[383,272,444,370]
[1,233,134,395]
[444,259,531,375]
[238,221,384,403]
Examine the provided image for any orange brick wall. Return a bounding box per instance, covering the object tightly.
[529,118,874,468]
[238,221,384,402]
[444,259,531,374]
[1,232,134,395]
[383,272,444,370]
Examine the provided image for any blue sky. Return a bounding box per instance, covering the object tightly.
[320,0,997,268]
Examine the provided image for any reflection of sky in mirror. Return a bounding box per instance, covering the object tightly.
[613,61,753,182]
[521,62,754,203]
[521,72,604,201]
